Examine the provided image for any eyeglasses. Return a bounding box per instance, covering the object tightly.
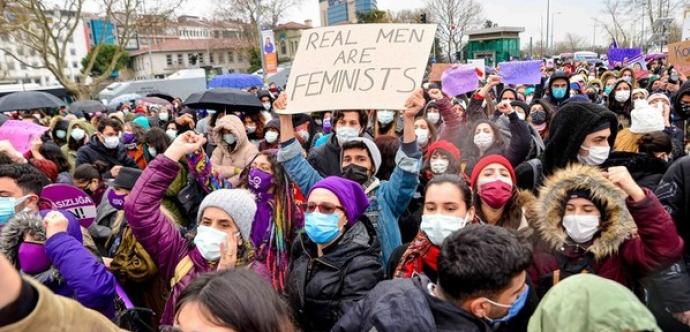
[304,202,344,215]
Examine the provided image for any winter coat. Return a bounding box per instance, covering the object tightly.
[656,155,690,258]
[528,274,661,332]
[126,144,147,170]
[307,134,343,177]
[607,80,634,128]
[0,278,125,332]
[286,219,384,331]
[211,115,258,187]
[542,71,571,107]
[75,135,137,175]
[434,97,466,149]
[278,138,421,265]
[526,164,683,297]
[463,112,532,175]
[602,151,668,191]
[44,232,116,318]
[124,155,254,325]
[332,274,492,332]
[61,119,95,173]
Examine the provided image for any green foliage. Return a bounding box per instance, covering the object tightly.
[248,47,262,73]
[356,10,390,24]
[80,44,128,76]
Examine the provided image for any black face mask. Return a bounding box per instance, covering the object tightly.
[530,111,547,125]
[342,164,370,185]
[680,104,690,118]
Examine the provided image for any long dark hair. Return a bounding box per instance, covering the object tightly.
[39,142,70,173]
[67,124,87,151]
[145,128,171,154]
[465,120,505,159]
[174,269,295,332]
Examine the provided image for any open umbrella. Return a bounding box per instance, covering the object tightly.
[70,100,106,114]
[183,88,263,113]
[146,93,175,102]
[208,74,263,90]
[107,93,142,109]
[0,91,65,112]
[139,96,172,109]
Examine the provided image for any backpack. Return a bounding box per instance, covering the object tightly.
[176,173,205,226]
[109,225,159,283]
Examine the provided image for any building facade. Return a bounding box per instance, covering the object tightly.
[464,27,524,67]
[318,0,377,26]
[129,39,251,79]
[273,20,312,63]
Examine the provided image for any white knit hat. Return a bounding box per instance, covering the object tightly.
[196,189,257,241]
[630,101,665,134]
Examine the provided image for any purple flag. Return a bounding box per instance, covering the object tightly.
[498,60,542,85]
[607,48,642,69]
[441,65,479,97]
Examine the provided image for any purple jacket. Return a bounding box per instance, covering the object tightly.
[124,155,215,325]
[45,232,116,318]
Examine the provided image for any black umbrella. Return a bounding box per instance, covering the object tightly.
[0,91,65,112]
[183,88,263,113]
[146,93,175,102]
[70,100,106,114]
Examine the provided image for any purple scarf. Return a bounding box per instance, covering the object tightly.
[251,192,274,248]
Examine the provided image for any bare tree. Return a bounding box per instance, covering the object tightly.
[390,9,426,24]
[214,0,304,29]
[553,33,588,54]
[595,0,683,49]
[0,0,183,100]
[425,0,483,62]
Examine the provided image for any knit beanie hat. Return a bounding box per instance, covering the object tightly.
[630,101,664,134]
[470,154,516,189]
[196,189,257,242]
[112,167,143,190]
[632,88,649,100]
[344,137,382,174]
[132,116,151,130]
[426,140,461,161]
[647,93,670,105]
[310,176,370,226]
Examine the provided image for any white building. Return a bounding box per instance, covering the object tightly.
[129,38,252,79]
[0,9,90,87]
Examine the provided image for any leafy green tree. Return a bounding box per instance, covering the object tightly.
[81,44,129,76]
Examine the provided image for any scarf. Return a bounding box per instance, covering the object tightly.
[251,192,274,248]
[187,150,231,192]
[394,231,440,279]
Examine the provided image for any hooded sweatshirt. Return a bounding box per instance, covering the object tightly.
[61,119,95,173]
[211,114,259,187]
[544,71,571,107]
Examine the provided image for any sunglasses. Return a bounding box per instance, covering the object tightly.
[304,202,344,215]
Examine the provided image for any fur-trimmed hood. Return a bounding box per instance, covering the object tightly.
[0,211,46,268]
[526,164,637,260]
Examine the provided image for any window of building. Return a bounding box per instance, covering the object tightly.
[219,52,224,64]
[166,54,173,66]
[177,53,183,65]
[72,61,78,68]
[198,53,204,64]
[237,51,244,62]
[281,41,286,54]
[17,47,24,56]
[7,61,15,70]
[227,51,234,63]
[209,52,214,64]
[188,53,195,64]
[70,48,76,56]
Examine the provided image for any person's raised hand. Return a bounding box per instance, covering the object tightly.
[403,88,426,119]
[428,88,444,100]
[164,131,206,161]
[217,233,239,271]
[497,100,513,114]
[44,211,69,239]
[604,166,646,202]
[274,92,288,112]
[487,75,502,87]
[110,165,123,178]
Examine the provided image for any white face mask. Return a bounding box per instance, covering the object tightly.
[420,214,469,246]
[377,111,395,125]
[415,128,430,146]
[517,112,526,121]
[614,90,630,103]
[165,129,177,140]
[55,129,66,139]
[148,147,157,157]
[297,129,310,142]
[71,128,85,141]
[577,145,610,166]
[262,102,271,111]
[430,158,449,174]
[103,135,120,149]
[264,131,279,143]
[158,112,169,121]
[562,214,600,243]
[224,134,236,145]
[194,225,229,261]
[246,126,256,134]
[427,112,440,125]
[336,126,359,144]
[474,132,494,151]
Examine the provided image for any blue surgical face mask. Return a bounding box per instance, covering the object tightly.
[304,212,341,244]
[0,195,30,225]
[552,87,567,99]
[484,284,530,325]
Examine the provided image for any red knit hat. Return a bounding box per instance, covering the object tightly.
[470,154,516,188]
[426,140,461,161]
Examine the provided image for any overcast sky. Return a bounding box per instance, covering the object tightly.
[180,0,661,47]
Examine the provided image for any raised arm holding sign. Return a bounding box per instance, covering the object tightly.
[283,24,437,114]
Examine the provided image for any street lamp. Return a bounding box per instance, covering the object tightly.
[550,11,562,52]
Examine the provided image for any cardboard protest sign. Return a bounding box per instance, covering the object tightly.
[668,40,690,75]
[607,48,642,69]
[441,65,480,96]
[429,64,453,82]
[0,120,48,153]
[40,184,97,228]
[498,60,542,85]
[283,24,437,114]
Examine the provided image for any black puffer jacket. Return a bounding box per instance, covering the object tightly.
[75,135,137,175]
[602,151,668,191]
[286,218,383,331]
[307,135,343,177]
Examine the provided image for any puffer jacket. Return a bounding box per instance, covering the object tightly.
[75,135,137,174]
[602,151,668,191]
[60,119,95,173]
[124,155,254,325]
[211,114,258,186]
[526,164,683,297]
[286,219,384,331]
